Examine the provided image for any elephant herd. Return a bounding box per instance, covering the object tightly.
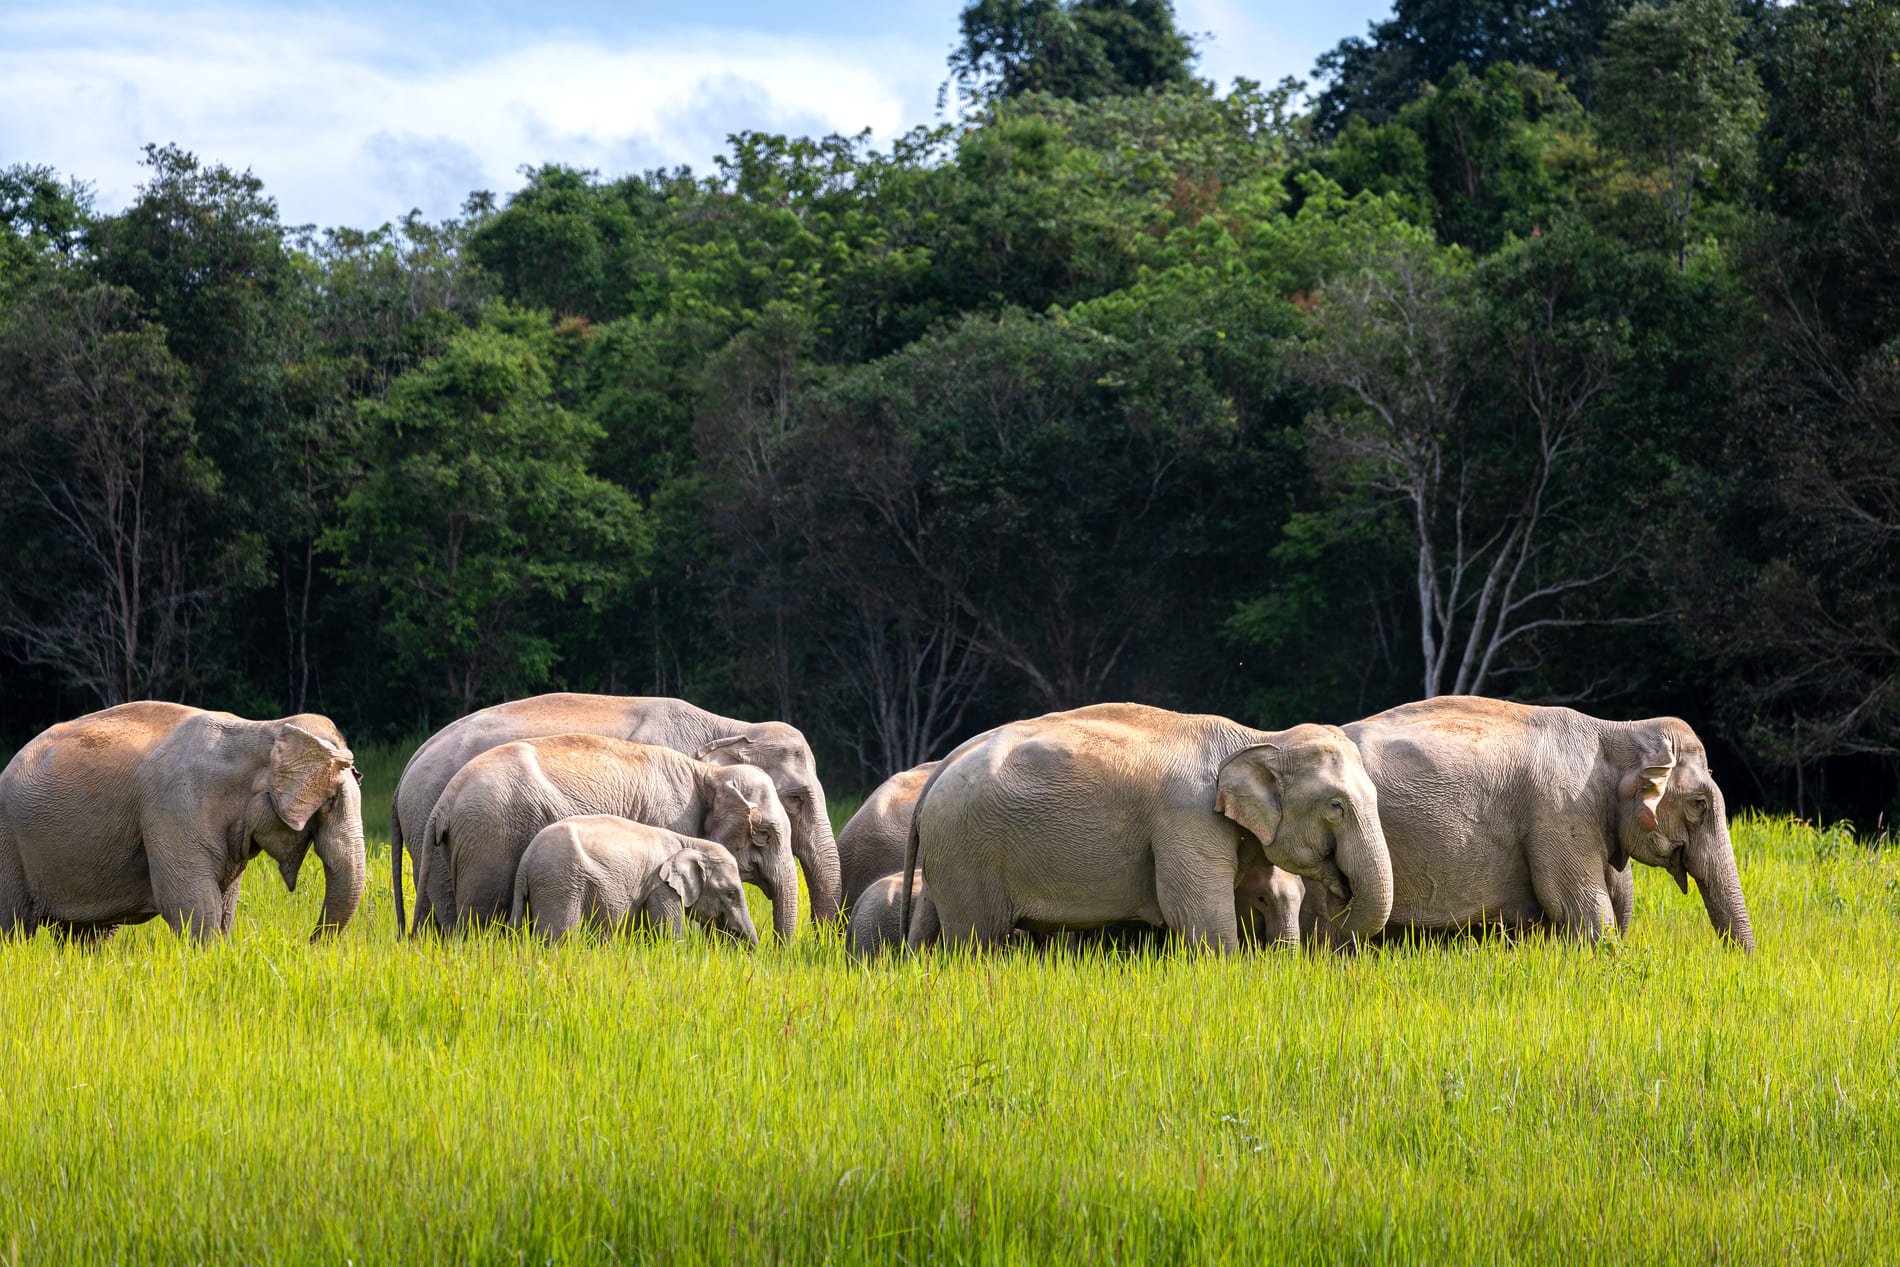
[0,691,1754,955]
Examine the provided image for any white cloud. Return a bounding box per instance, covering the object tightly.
[0,5,946,229]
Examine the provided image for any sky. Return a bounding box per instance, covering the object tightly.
[1,1,1395,232]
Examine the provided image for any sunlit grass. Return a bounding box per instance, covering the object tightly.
[1,780,1896,1262]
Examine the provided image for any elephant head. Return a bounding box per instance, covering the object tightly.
[661,844,759,947]
[1614,719,1754,951]
[264,718,366,941]
[699,763,799,942]
[696,723,841,923]
[1215,724,1392,943]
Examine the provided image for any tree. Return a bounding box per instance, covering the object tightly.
[0,277,210,703]
[948,0,1196,107]
[323,310,648,720]
[1285,230,1641,699]
[801,310,1230,714]
[1596,0,1763,267]
[0,165,92,294]
[1312,0,1626,134]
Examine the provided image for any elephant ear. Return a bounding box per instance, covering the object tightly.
[660,849,706,909]
[695,734,752,766]
[270,723,355,833]
[1215,743,1285,851]
[1620,731,1677,833]
[725,778,775,843]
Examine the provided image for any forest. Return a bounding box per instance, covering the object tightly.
[1,0,1895,821]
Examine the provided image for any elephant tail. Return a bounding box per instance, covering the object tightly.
[390,790,407,939]
[900,751,964,947]
[509,854,530,933]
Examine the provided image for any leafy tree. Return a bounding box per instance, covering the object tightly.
[0,165,92,294]
[1282,228,1644,699]
[323,310,648,720]
[949,0,1196,106]
[1319,63,1583,250]
[1596,0,1763,266]
[1313,0,1626,134]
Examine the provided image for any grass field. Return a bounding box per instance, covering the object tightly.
[1,750,1896,1264]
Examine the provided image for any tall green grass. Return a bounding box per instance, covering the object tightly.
[1,800,1895,1263]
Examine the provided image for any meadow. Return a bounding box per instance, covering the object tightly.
[0,751,1895,1265]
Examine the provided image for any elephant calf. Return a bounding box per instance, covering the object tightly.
[424,734,800,939]
[847,872,937,957]
[1235,864,1305,948]
[511,815,757,946]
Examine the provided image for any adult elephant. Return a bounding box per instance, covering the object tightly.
[424,736,798,939]
[1301,697,1753,949]
[0,702,365,943]
[901,703,1391,951]
[838,760,939,913]
[391,694,840,935]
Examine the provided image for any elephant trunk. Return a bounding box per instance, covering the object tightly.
[796,795,843,923]
[1686,815,1755,952]
[769,848,801,943]
[312,776,367,941]
[1333,811,1394,943]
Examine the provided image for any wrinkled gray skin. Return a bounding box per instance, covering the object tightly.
[1234,864,1305,948]
[424,734,797,937]
[838,761,939,913]
[0,702,365,943]
[511,815,758,947]
[864,754,1303,949]
[1301,697,1753,950]
[902,703,1392,952]
[847,871,933,957]
[392,694,840,936]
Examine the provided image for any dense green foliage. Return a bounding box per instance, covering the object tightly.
[0,1,1895,819]
[0,807,1893,1263]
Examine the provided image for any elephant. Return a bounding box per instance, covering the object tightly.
[900,703,1392,952]
[846,871,929,957]
[1234,864,1305,948]
[1299,696,1754,949]
[390,694,840,937]
[510,815,758,946]
[422,734,797,937]
[838,760,939,913]
[857,727,1343,952]
[0,702,365,943]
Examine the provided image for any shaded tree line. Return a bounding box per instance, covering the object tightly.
[0,0,1895,822]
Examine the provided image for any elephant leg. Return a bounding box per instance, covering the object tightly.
[417,844,453,936]
[449,845,517,934]
[0,828,35,939]
[924,874,1010,951]
[531,876,591,945]
[1606,861,1634,936]
[152,868,229,943]
[642,888,685,940]
[1527,838,1615,942]
[220,873,243,935]
[907,885,941,949]
[1154,832,1239,953]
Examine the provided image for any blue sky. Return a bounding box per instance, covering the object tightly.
[2,1,1394,231]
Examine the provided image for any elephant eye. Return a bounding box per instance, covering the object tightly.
[1328,798,1345,818]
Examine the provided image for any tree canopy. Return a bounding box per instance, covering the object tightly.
[0,0,1893,821]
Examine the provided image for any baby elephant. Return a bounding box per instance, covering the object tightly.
[847,872,936,957]
[511,815,758,946]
